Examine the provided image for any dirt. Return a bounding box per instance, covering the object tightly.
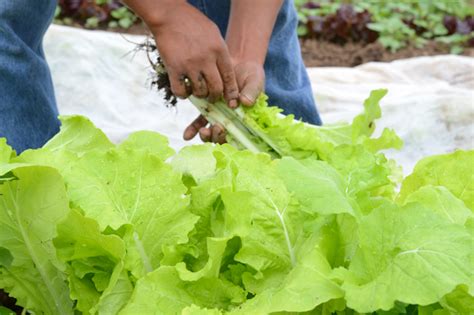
[300,39,474,67]
[0,290,21,315]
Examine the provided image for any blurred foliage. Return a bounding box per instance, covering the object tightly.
[55,0,138,30]
[295,0,474,52]
[54,0,474,53]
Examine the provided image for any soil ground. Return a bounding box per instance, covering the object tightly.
[300,39,474,67]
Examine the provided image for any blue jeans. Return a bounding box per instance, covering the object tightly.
[0,0,60,153]
[0,0,321,153]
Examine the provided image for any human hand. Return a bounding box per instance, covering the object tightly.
[183,61,265,143]
[232,60,265,106]
[149,2,239,106]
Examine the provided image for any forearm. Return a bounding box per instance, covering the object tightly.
[226,0,283,65]
[121,0,186,28]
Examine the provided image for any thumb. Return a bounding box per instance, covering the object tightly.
[239,75,264,107]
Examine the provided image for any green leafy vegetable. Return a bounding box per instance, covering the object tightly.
[0,90,472,314]
[192,89,401,162]
[399,150,474,210]
[338,201,472,312]
[0,167,73,315]
[54,209,131,314]
[0,138,14,164]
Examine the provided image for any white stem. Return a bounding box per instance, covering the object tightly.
[275,206,296,267]
[189,97,271,154]
[133,232,152,274]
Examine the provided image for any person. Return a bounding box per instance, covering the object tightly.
[0,0,321,153]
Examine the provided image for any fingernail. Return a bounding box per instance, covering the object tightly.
[241,94,255,106]
[228,99,238,109]
[199,127,211,137]
[183,131,191,140]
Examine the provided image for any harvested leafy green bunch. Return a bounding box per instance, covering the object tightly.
[0,90,472,314]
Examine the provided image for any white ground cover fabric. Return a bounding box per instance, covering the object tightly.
[44,25,474,174]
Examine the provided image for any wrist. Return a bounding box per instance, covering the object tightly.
[228,43,266,66]
[148,1,189,29]
[122,0,188,30]
[230,57,264,69]
[225,0,281,68]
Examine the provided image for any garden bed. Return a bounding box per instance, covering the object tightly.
[300,39,474,67]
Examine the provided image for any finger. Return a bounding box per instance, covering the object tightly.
[189,71,208,98]
[203,66,224,103]
[211,124,226,144]
[170,72,191,99]
[239,73,264,107]
[199,127,212,142]
[217,55,239,108]
[183,115,208,140]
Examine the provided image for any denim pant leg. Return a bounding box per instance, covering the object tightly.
[0,0,59,153]
[187,0,322,125]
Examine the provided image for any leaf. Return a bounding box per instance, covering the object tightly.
[62,146,198,276]
[276,157,356,216]
[163,153,235,270]
[92,269,134,315]
[53,209,131,314]
[0,166,73,314]
[439,285,474,314]
[229,244,343,314]
[339,201,472,312]
[43,115,114,154]
[119,266,245,314]
[399,150,474,210]
[0,139,14,164]
[221,189,297,276]
[313,214,359,270]
[181,305,223,315]
[10,115,115,176]
[440,285,474,315]
[0,307,15,315]
[351,89,386,140]
[175,236,230,281]
[238,89,394,161]
[362,128,403,153]
[0,139,17,182]
[211,150,298,275]
[403,186,471,225]
[171,144,217,185]
[327,145,396,205]
[118,130,175,161]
